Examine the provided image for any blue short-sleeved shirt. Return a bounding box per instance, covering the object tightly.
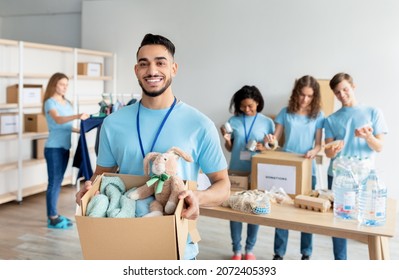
[97,100,228,259]
[44,98,74,149]
[275,107,325,176]
[226,113,275,172]
[324,104,388,176]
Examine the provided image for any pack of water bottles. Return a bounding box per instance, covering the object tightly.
[332,156,387,226]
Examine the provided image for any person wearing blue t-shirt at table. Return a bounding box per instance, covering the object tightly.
[75,33,230,260]
[324,72,388,260]
[43,72,89,229]
[221,85,275,260]
[265,75,324,260]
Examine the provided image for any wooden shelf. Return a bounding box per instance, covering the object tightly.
[22,73,55,79]
[0,176,72,205]
[1,38,115,205]
[0,134,19,141]
[0,192,17,205]
[0,38,18,46]
[0,103,41,109]
[0,162,18,172]
[24,41,73,53]
[0,159,45,172]
[0,72,18,78]
[77,48,113,57]
[77,75,113,81]
[0,103,18,110]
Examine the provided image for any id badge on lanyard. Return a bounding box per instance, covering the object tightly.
[240,150,252,161]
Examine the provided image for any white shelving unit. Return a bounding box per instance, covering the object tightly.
[0,38,116,205]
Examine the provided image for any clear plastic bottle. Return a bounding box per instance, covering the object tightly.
[332,164,358,220]
[357,169,387,226]
[351,157,372,187]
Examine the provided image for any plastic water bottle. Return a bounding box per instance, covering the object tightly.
[351,157,373,186]
[357,169,387,226]
[332,164,358,220]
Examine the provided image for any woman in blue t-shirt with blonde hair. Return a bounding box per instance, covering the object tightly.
[265,75,324,260]
[43,72,89,229]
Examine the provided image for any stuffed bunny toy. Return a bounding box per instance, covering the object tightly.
[128,146,193,217]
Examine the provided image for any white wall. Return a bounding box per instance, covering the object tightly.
[80,0,399,202]
[1,13,81,47]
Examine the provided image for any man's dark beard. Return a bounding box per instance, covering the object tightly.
[139,77,172,98]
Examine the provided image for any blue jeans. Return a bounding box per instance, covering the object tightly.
[274,176,316,257]
[230,221,259,254]
[45,147,70,217]
[328,175,347,260]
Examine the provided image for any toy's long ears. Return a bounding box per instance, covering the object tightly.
[143,152,161,175]
[168,147,193,163]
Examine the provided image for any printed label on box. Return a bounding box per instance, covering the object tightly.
[87,63,101,76]
[0,114,19,135]
[22,87,42,104]
[257,163,296,193]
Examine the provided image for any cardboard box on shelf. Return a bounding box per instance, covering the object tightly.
[76,173,196,260]
[6,84,43,105]
[77,62,103,77]
[24,113,48,133]
[251,151,312,198]
[228,170,250,191]
[0,113,19,135]
[32,138,46,159]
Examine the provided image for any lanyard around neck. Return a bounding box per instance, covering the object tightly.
[137,97,177,158]
[243,113,258,144]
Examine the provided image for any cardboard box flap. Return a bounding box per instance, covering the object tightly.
[174,199,188,259]
[79,175,101,216]
[257,150,306,162]
[228,170,250,176]
[185,180,201,243]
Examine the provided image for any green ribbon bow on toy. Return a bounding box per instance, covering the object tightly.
[146,173,171,194]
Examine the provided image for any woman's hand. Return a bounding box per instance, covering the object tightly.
[305,149,317,159]
[264,133,276,144]
[79,113,90,120]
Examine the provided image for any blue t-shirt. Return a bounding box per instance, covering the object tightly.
[97,100,228,259]
[275,107,325,176]
[44,98,74,150]
[324,104,388,176]
[226,113,275,172]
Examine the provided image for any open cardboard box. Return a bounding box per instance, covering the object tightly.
[76,173,197,260]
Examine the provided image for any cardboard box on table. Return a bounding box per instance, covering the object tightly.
[76,173,199,260]
[251,151,312,198]
[228,170,250,191]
